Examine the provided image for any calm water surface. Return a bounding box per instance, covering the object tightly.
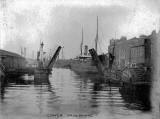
[0,68,152,119]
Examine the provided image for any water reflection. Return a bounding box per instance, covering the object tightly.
[0,68,151,119]
[119,84,151,111]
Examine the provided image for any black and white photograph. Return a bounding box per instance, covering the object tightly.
[0,0,160,119]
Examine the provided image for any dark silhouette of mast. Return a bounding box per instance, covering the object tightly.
[95,16,98,52]
[80,27,84,56]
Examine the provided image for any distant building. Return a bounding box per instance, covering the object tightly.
[0,49,26,69]
[108,30,157,69]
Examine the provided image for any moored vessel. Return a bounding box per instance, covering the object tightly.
[70,26,98,74]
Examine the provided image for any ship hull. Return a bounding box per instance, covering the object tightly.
[70,59,98,74]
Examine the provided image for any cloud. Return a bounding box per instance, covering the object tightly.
[1,0,160,58]
[45,5,130,57]
[119,2,160,38]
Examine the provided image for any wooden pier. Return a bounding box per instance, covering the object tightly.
[5,67,35,77]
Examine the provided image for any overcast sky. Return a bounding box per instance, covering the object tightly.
[0,0,160,59]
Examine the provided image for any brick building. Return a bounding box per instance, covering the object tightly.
[108,30,157,69]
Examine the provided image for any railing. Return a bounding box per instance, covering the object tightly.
[107,64,132,82]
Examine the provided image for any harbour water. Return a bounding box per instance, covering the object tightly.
[0,68,152,119]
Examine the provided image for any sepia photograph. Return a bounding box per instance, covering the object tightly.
[0,0,160,119]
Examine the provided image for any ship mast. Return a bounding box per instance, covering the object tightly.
[95,16,98,53]
[40,41,44,62]
[80,26,84,56]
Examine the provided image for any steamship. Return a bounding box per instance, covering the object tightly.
[70,27,98,74]
[70,17,108,75]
